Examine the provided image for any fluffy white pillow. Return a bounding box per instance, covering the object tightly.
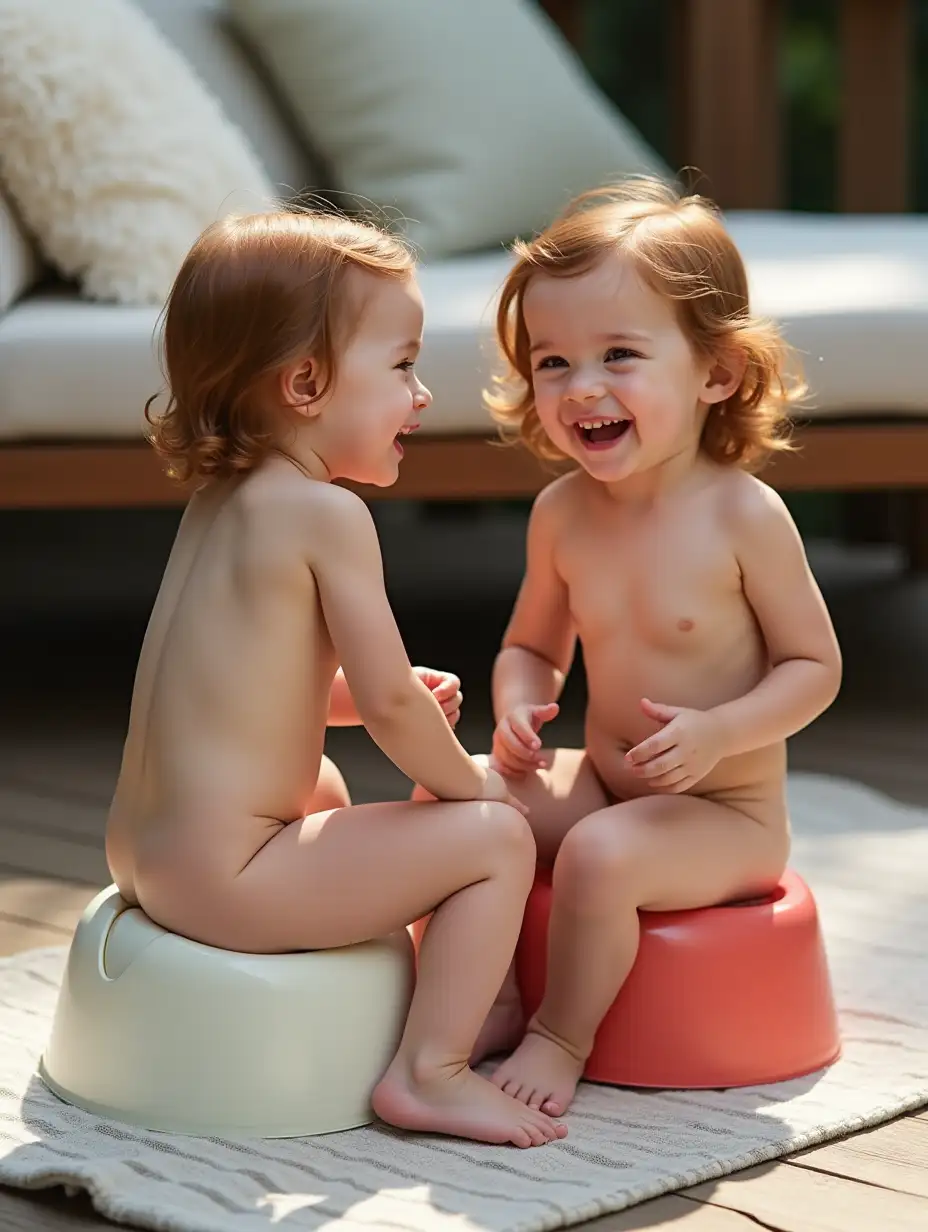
[229,0,671,257]
[0,0,277,304]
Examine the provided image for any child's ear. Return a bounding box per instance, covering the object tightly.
[701,349,746,405]
[279,358,320,417]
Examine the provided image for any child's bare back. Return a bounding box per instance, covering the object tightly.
[107,462,345,928]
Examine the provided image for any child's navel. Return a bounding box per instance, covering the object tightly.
[677,618,695,633]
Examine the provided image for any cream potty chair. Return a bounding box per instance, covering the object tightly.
[39,886,415,1137]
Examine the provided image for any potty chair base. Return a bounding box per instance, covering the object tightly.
[40,886,415,1137]
[517,868,840,1090]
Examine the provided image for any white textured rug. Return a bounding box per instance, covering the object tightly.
[1,773,927,1232]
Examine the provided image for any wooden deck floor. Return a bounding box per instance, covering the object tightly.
[1,516,926,1231]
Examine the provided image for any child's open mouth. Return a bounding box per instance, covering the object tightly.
[573,417,632,451]
[393,424,418,456]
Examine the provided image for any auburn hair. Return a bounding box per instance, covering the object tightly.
[146,210,415,483]
[486,178,804,470]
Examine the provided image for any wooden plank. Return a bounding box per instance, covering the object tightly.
[789,1115,928,1198]
[589,1194,760,1229]
[0,442,190,508]
[0,917,73,956]
[0,1186,141,1232]
[0,438,553,507]
[683,1158,928,1231]
[763,423,928,491]
[0,825,109,886]
[839,0,912,212]
[0,874,97,933]
[0,786,108,842]
[674,0,781,208]
[3,421,928,510]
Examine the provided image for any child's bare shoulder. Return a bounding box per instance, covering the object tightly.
[234,465,377,562]
[713,468,791,527]
[531,469,589,523]
[711,469,799,565]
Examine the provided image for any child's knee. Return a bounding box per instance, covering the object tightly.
[555,810,646,905]
[476,800,537,869]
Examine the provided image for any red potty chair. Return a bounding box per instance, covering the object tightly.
[517,867,841,1090]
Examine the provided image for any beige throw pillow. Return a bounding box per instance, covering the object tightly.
[229,0,671,256]
[0,0,276,305]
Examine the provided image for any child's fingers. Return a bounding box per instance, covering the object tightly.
[531,702,559,730]
[492,750,529,778]
[510,713,542,750]
[492,734,533,777]
[442,689,464,716]
[438,674,462,699]
[446,707,461,728]
[626,726,677,766]
[499,721,539,762]
[644,765,690,789]
[666,776,697,794]
[633,750,682,779]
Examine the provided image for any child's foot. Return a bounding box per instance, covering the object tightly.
[372,1058,568,1147]
[491,1029,586,1117]
[469,993,525,1066]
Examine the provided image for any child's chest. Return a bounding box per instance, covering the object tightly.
[557,515,747,652]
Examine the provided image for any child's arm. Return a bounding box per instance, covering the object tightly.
[492,484,576,771]
[327,667,462,728]
[711,483,842,754]
[627,483,841,791]
[309,487,493,801]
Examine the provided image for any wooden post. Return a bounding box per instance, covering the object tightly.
[674,0,781,207]
[838,0,912,213]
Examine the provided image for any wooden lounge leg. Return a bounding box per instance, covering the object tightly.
[903,490,928,574]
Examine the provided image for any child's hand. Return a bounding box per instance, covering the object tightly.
[625,698,726,793]
[491,702,559,777]
[478,765,529,817]
[414,666,463,728]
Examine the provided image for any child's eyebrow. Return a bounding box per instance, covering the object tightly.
[395,338,422,352]
[529,330,650,354]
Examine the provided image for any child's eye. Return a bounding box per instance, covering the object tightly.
[396,360,415,371]
[535,355,567,371]
[605,346,639,362]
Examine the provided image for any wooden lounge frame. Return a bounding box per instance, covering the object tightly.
[1,0,926,564]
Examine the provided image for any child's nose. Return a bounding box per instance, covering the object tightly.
[566,370,606,402]
[414,379,432,410]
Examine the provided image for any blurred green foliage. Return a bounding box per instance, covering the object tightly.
[547,0,927,214]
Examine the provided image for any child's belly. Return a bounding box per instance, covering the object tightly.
[582,642,786,805]
[586,723,786,804]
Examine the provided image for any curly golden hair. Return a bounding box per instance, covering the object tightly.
[486,177,805,472]
[146,210,415,484]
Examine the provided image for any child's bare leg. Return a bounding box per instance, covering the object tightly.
[175,796,567,1146]
[492,791,789,1116]
[414,750,608,1064]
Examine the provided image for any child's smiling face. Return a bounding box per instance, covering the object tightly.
[524,252,730,485]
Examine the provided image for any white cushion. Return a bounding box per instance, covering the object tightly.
[0,262,506,440]
[228,0,669,258]
[728,212,928,416]
[5,215,928,442]
[0,188,39,314]
[0,0,275,306]
[133,0,317,198]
